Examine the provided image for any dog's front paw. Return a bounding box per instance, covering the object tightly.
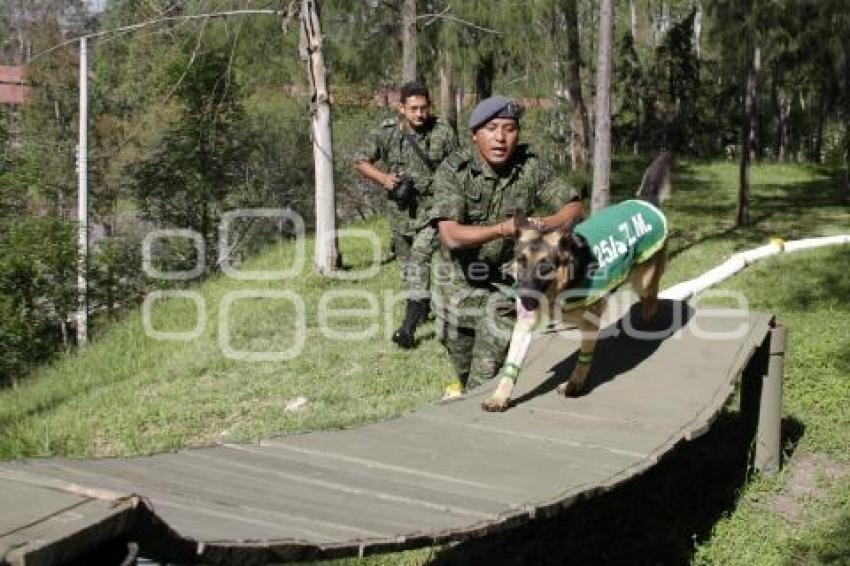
[481,396,510,412]
[481,377,515,412]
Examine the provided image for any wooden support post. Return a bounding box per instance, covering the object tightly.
[755,324,786,474]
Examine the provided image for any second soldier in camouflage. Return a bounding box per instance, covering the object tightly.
[353,81,457,348]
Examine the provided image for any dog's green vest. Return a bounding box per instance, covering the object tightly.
[562,199,667,309]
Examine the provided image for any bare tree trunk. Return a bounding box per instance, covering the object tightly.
[749,47,761,163]
[550,4,568,167]
[737,45,759,227]
[301,0,338,274]
[591,0,614,213]
[814,94,828,163]
[474,54,494,101]
[693,0,702,60]
[777,86,790,163]
[401,0,417,82]
[564,0,590,172]
[630,0,638,42]
[844,126,849,203]
[439,49,457,132]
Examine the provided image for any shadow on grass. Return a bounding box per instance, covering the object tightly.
[664,161,848,260]
[777,247,850,312]
[430,414,806,566]
[0,378,101,433]
[795,509,850,565]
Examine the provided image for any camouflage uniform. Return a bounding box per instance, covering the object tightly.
[353,116,457,290]
[426,144,580,388]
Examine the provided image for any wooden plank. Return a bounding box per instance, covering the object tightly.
[31,459,413,540]
[24,458,387,544]
[179,446,511,518]
[0,496,135,566]
[415,404,666,458]
[267,418,634,498]
[0,478,85,535]
[224,442,527,507]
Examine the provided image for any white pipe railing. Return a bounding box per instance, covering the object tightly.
[660,235,850,301]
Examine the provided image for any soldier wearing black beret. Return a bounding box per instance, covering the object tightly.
[425,96,584,399]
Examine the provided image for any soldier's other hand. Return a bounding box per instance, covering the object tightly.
[527,217,547,230]
[383,173,402,190]
[499,216,545,238]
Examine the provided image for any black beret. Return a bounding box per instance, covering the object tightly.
[469,95,523,131]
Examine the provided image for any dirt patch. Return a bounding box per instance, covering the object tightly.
[762,451,850,524]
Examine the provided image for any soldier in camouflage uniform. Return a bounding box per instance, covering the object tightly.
[354,81,457,348]
[426,96,584,399]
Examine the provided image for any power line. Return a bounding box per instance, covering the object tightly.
[31,9,286,62]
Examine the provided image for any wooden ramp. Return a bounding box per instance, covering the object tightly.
[1,303,776,565]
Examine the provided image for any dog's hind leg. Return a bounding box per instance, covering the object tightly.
[631,247,667,325]
[557,305,603,397]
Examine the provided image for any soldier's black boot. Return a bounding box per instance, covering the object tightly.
[392,299,427,349]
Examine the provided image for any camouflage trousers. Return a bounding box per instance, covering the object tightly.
[399,226,439,296]
[434,288,515,389]
[391,229,413,273]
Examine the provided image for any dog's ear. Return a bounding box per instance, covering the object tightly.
[557,227,586,261]
[513,207,530,229]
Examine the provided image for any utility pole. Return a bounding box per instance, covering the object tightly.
[77,36,88,345]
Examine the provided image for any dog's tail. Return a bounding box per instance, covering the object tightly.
[635,150,672,207]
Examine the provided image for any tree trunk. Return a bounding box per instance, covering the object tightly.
[814,94,828,163]
[737,45,759,227]
[844,125,849,203]
[777,86,790,163]
[439,49,457,132]
[591,0,614,213]
[401,0,417,82]
[749,46,761,163]
[474,54,494,101]
[630,0,638,43]
[301,0,338,275]
[693,1,702,60]
[563,0,590,172]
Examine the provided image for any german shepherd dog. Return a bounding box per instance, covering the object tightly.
[482,152,672,412]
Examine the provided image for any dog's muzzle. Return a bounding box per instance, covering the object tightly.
[519,293,540,312]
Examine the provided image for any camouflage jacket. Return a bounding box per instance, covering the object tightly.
[426,145,580,325]
[353,116,457,235]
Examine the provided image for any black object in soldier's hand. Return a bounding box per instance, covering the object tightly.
[391,176,417,209]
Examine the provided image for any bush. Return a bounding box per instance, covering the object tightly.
[0,216,76,381]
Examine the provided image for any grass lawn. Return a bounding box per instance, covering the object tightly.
[1,158,848,565]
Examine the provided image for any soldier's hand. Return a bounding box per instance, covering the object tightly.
[498,218,520,238]
[383,173,402,190]
[499,217,546,238]
[527,217,547,230]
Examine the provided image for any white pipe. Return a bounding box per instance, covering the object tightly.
[783,235,850,252]
[660,235,850,302]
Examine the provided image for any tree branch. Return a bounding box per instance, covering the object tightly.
[416,11,501,35]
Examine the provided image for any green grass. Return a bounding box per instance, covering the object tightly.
[0,216,455,458]
[2,159,849,564]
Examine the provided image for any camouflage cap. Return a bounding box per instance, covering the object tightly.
[469,95,523,131]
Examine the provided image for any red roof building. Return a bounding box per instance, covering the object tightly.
[0,65,30,105]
